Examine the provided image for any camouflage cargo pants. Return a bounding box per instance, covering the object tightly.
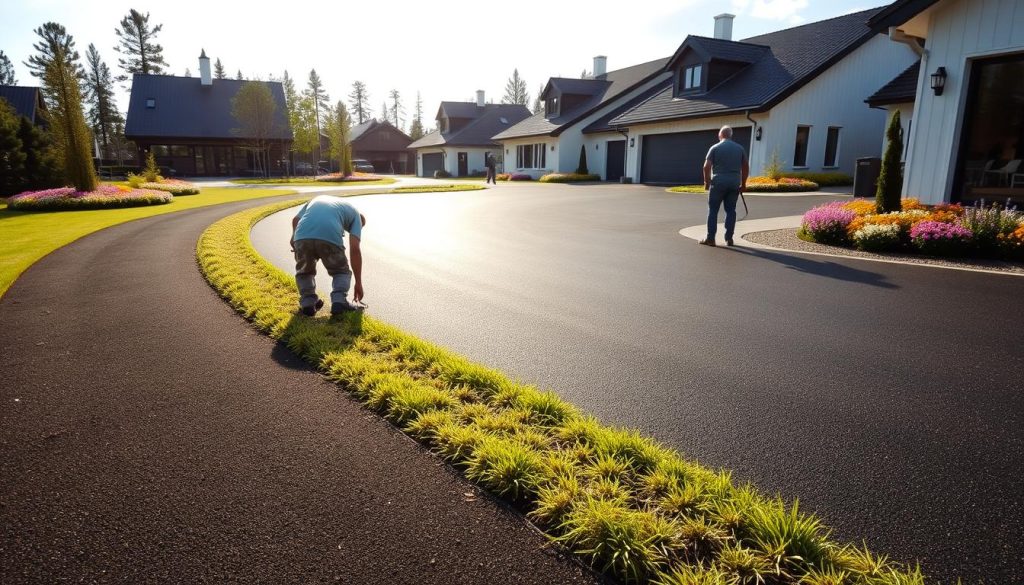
[293,239,352,309]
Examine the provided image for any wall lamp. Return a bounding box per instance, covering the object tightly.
[755,127,763,141]
[930,67,947,96]
[629,138,635,147]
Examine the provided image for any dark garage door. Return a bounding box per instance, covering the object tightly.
[421,152,444,177]
[640,127,751,184]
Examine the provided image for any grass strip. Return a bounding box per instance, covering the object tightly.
[230,177,397,186]
[390,184,485,194]
[0,187,295,298]
[197,200,928,585]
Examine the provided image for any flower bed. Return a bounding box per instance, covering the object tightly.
[799,198,1024,260]
[315,172,385,183]
[139,179,200,195]
[6,185,172,211]
[745,176,820,192]
[782,171,853,187]
[538,173,601,183]
[498,173,533,181]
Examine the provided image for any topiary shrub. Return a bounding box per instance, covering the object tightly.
[575,144,589,175]
[876,111,903,213]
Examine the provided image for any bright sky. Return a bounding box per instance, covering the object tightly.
[1,0,877,130]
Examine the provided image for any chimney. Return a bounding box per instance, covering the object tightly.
[593,55,607,77]
[714,14,735,41]
[476,90,485,107]
[199,49,212,85]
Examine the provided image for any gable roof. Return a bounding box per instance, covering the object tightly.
[409,103,531,149]
[866,60,920,107]
[610,7,887,127]
[0,86,46,125]
[868,0,942,30]
[125,74,292,140]
[492,57,670,141]
[668,36,769,68]
[349,118,412,144]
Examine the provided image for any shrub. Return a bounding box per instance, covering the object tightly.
[783,171,853,187]
[539,173,601,183]
[876,111,903,213]
[7,185,172,210]
[852,223,901,252]
[509,173,532,181]
[958,202,1021,255]
[800,203,856,245]
[496,173,511,181]
[140,179,200,195]
[910,220,973,256]
[433,169,452,178]
[143,151,161,183]
[763,149,784,181]
[576,144,589,175]
[745,176,819,192]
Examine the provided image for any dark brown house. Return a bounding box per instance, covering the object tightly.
[124,52,292,176]
[348,119,413,174]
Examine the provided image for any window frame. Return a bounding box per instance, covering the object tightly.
[545,96,560,117]
[823,126,841,168]
[516,143,547,169]
[793,125,811,168]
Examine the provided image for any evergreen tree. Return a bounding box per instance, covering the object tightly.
[0,51,16,85]
[379,101,389,124]
[282,70,299,136]
[575,144,589,175]
[18,115,64,190]
[304,69,329,164]
[214,58,226,79]
[388,89,404,130]
[408,91,425,141]
[533,83,544,114]
[502,68,529,105]
[114,9,167,82]
[348,80,369,125]
[25,22,82,82]
[43,44,96,191]
[0,99,27,196]
[236,70,244,80]
[84,43,120,160]
[876,110,904,213]
[326,100,352,176]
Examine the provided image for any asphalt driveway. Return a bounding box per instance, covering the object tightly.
[253,182,1024,583]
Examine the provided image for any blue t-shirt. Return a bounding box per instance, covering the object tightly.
[293,196,362,249]
[705,139,747,188]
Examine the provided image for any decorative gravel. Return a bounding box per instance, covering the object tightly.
[744,227,1024,274]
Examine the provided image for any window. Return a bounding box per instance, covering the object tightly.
[516,143,547,169]
[439,117,448,133]
[684,65,702,90]
[545,96,560,117]
[793,125,811,167]
[823,127,841,167]
[170,145,191,157]
[151,145,170,157]
[145,98,156,109]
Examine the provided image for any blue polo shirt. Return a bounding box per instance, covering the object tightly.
[293,196,362,249]
[705,139,747,189]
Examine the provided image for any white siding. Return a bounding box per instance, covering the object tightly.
[880,103,915,156]
[413,147,499,177]
[761,34,918,176]
[903,0,1024,203]
[499,138,555,178]
[622,114,761,182]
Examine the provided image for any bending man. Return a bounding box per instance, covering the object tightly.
[290,195,365,316]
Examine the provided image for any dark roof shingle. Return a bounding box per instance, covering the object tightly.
[611,7,886,126]
[0,86,45,124]
[125,74,292,140]
[409,103,531,149]
[866,60,920,106]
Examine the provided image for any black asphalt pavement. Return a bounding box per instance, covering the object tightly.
[253,183,1024,583]
[0,196,600,584]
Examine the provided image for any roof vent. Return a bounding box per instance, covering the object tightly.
[500,117,508,124]
[714,14,735,41]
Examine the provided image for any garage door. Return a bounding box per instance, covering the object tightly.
[640,127,751,185]
[421,153,443,177]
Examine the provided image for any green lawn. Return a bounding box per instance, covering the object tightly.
[0,186,296,298]
[230,177,397,187]
[666,185,706,193]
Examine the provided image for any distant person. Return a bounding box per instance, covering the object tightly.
[485,153,497,184]
[290,195,365,316]
[700,125,749,247]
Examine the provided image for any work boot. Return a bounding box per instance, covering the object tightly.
[331,301,364,315]
[300,299,324,317]
[726,238,735,246]
[698,238,716,247]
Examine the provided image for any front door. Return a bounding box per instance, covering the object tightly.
[606,140,626,181]
[457,152,468,177]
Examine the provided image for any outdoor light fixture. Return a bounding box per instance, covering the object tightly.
[931,67,947,96]
[755,127,763,141]
[630,138,635,147]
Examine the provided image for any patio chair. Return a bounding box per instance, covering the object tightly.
[984,159,1021,186]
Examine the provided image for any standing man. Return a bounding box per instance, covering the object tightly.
[485,152,497,185]
[290,195,365,316]
[700,125,749,247]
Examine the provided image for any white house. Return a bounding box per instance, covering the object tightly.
[407,92,530,177]
[598,9,919,185]
[492,56,670,181]
[868,0,1024,205]
[865,60,918,165]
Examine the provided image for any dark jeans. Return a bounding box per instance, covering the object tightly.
[707,184,740,240]
[486,167,496,184]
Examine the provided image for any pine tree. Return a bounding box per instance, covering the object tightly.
[576,144,589,175]
[304,69,329,164]
[348,80,369,125]
[214,58,226,79]
[0,99,27,196]
[876,110,904,213]
[408,91,425,141]
[114,9,168,81]
[388,89,404,130]
[84,44,120,160]
[25,22,82,82]
[236,70,244,80]
[327,100,352,176]
[533,84,544,114]
[379,101,389,124]
[282,70,299,136]
[0,51,16,85]
[502,69,529,105]
[18,115,64,189]
[43,44,96,191]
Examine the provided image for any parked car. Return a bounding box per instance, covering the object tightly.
[352,159,375,173]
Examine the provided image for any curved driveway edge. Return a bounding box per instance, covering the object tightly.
[0,199,597,584]
[680,215,1024,276]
